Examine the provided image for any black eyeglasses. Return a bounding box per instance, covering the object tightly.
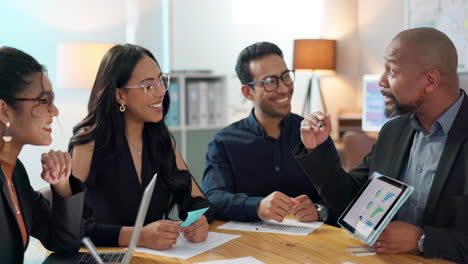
[246,69,295,92]
[16,94,55,112]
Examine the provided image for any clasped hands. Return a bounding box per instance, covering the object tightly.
[139,216,209,250]
[257,191,319,222]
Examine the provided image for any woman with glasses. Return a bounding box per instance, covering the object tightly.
[0,47,86,262]
[69,44,214,250]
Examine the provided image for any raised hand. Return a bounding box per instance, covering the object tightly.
[41,150,72,185]
[41,150,73,197]
[300,112,331,151]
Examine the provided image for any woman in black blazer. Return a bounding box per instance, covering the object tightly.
[0,47,86,263]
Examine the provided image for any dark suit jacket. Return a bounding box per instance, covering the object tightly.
[0,159,86,263]
[295,94,468,263]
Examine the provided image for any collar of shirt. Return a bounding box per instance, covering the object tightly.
[409,89,465,137]
[246,108,291,138]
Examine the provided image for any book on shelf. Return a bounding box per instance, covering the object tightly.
[166,82,180,127]
[186,81,200,126]
[207,81,217,125]
[168,75,226,129]
[214,81,225,125]
[198,81,209,126]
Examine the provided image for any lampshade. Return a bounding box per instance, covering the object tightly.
[56,43,114,89]
[293,39,336,72]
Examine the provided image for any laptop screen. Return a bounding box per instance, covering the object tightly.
[361,74,393,132]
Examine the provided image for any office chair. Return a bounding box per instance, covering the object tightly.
[342,131,376,171]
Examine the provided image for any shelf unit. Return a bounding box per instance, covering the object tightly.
[167,73,227,182]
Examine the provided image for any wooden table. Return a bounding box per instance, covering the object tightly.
[28,221,454,264]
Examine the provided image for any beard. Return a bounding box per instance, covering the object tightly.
[382,91,423,118]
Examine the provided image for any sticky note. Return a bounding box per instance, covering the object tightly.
[180,207,210,227]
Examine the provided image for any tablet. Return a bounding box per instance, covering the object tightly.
[337,172,414,245]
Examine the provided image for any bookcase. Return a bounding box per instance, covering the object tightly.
[166,73,227,183]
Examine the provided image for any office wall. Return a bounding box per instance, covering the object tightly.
[358,0,468,92]
[7,0,467,189]
[0,0,163,189]
[358,0,406,76]
[357,0,406,107]
[171,0,361,134]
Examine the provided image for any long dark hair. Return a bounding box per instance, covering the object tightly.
[69,44,186,202]
[0,46,46,110]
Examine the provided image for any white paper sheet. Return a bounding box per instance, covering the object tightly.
[134,232,240,260]
[193,256,265,264]
[217,219,323,236]
[24,237,47,264]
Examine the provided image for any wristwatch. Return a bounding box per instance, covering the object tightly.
[315,204,328,222]
[417,232,426,252]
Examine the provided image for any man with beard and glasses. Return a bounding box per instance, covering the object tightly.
[202,42,339,224]
[294,28,468,263]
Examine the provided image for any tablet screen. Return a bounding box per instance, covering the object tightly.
[340,175,407,237]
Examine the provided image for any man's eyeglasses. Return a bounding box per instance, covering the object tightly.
[16,94,55,112]
[246,70,295,92]
[120,73,170,97]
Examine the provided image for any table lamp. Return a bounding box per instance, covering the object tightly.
[293,39,336,115]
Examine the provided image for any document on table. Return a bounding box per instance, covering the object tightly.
[193,256,265,264]
[217,219,323,236]
[134,232,240,260]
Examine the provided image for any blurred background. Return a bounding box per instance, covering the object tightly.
[2,0,467,189]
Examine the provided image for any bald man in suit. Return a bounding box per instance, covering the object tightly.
[295,28,468,263]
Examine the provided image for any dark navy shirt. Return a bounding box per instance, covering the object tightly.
[202,110,339,222]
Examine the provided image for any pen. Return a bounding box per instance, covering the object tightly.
[318,120,324,128]
[346,246,373,251]
[351,250,376,256]
[82,237,104,264]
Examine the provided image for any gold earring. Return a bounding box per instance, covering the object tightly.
[119,103,126,112]
[2,121,12,152]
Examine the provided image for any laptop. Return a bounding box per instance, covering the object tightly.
[43,173,158,264]
[337,172,413,246]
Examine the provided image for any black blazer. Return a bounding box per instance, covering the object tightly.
[0,159,86,263]
[295,94,468,263]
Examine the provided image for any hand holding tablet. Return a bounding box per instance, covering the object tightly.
[338,172,414,246]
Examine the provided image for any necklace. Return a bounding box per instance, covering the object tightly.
[128,142,142,156]
[132,148,142,156]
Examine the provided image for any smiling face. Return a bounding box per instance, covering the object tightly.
[9,72,59,146]
[246,54,293,118]
[117,54,167,124]
[379,39,428,118]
